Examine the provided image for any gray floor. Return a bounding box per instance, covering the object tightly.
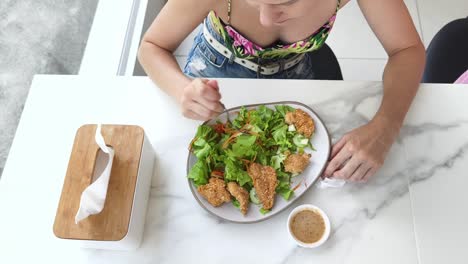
[0,0,98,177]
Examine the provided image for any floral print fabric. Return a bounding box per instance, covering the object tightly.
[207,2,340,60]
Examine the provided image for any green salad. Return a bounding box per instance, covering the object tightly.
[188,105,315,215]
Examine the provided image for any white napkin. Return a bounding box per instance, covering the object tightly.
[75,124,115,224]
[317,177,346,189]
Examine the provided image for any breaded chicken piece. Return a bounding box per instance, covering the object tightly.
[285,109,315,138]
[227,182,250,215]
[197,178,231,207]
[284,153,312,174]
[247,163,278,210]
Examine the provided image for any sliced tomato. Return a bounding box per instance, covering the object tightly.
[213,123,226,134]
[211,170,224,178]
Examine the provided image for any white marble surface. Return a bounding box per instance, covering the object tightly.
[2,76,467,263]
[402,86,468,264]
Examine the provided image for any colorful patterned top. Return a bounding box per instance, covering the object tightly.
[207,0,341,60]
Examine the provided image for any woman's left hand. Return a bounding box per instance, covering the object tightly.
[324,118,400,182]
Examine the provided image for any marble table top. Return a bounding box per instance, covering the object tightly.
[0,75,466,264]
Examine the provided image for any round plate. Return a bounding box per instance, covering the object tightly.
[186,101,331,223]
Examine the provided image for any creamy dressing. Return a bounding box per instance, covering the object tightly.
[289,209,325,243]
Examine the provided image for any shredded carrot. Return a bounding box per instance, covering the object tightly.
[188,137,197,151]
[255,138,263,147]
[246,110,252,124]
[241,159,252,170]
[224,127,237,134]
[292,180,303,191]
[222,132,242,149]
[241,159,251,163]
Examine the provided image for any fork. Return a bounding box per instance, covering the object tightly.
[220,102,231,124]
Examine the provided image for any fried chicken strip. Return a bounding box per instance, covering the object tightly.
[284,153,312,174]
[247,163,278,210]
[285,109,315,138]
[197,178,231,207]
[227,182,250,215]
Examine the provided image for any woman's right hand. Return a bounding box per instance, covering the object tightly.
[178,79,224,120]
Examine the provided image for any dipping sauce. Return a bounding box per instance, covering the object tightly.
[289,209,325,244]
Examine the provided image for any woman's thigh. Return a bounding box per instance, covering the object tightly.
[279,44,343,80]
[423,17,468,83]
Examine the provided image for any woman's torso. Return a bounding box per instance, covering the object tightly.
[183,0,347,79]
[210,0,347,47]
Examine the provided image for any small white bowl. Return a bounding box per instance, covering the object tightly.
[287,204,331,248]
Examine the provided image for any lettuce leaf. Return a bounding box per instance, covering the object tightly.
[225,134,258,161]
[232,107,249,129]
[188,159,209,186]
[274,105,295,117]
[293,134,309,149]
[194,124,215,139]
[276,183,294,200]
[276,170,293,200]
[224,159,252,187]
[193,138,211,159]
[270,152,287,170]
[192,125,218,160]
[272,124,288,143]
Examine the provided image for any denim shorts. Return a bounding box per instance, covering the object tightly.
[183,20,341,80]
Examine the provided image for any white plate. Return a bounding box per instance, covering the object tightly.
[186,102,331,223]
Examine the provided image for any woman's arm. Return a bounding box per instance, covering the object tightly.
[360,0,425,131]
[325,0,425,181]
[138,0,223,120]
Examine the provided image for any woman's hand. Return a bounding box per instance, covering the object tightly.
[324,118,400,182]
[178,79,223,120]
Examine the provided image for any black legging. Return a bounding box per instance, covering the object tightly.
[422,17,468,83]
[309,43,343,81]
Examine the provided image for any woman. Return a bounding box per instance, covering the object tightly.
[138,0,425,182]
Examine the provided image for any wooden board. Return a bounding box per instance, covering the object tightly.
[53,124,144,241]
